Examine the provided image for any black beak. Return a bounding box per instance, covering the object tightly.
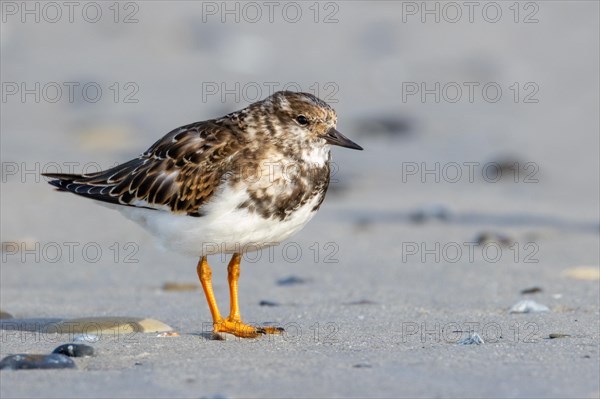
[324,128,363,150]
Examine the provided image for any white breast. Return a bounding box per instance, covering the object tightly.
[115,182,321,257]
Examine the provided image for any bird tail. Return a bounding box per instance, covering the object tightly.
[42,173,83,191]
[41,166,134,207]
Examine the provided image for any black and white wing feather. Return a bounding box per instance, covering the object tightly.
[43,121,242,216]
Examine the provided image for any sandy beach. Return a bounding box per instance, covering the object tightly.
[1,1,599,398]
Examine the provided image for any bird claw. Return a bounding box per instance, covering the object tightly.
[214,320,261,338]
[261,326,285,335]
[212,319,282,338]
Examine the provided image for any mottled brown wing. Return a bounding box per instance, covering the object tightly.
[43,121,241,216]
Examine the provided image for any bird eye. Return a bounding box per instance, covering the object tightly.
[296,115,309,126]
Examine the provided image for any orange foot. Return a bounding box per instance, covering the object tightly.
[213,317,284,338]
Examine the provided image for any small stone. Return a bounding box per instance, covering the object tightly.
[259,300,280,307]
[0,310,13,319]
[352,363,373,368]
[562,266,600,281]
[487,156,524,179]
[509,300,550,313]
[549,333,570,339]
[409,204,450,223]
[162,282,198,292]
[482,156,537,182]
[52,344,94,357]
[0,354,76,370]
[277,276,309,286]
[520,287,543,295]
[157,332,180,337]
[474,232,513,246]
[54,317,173,334]
[73,334,99,343]
[457,333,484,345]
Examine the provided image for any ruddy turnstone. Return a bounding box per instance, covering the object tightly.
[43,91,362,338]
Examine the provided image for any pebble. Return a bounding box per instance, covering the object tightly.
[409,204,450,223]
[457,333,484,345]
[54,317,173,334]
[0,354,76,370]
[509,300,550,313]
[52,344,94,357]
[352,363,373,368]
[0,310,13,319]
[277,276,310,286]
[487,156,524,179]
[562,266,600,281]
[474,232,513,246]
[549,333,571,339]
[259,300,280,307]
[157,332,180,337]
[73,334,100,343]
[162,282,198,292]
[520,287,543,295]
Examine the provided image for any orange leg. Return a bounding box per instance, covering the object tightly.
[196,254,282,338]
[196,256,222,323]
[227,253,243,321]
[225,254,284,335]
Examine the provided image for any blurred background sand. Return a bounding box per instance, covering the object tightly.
[1,1,599,398]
